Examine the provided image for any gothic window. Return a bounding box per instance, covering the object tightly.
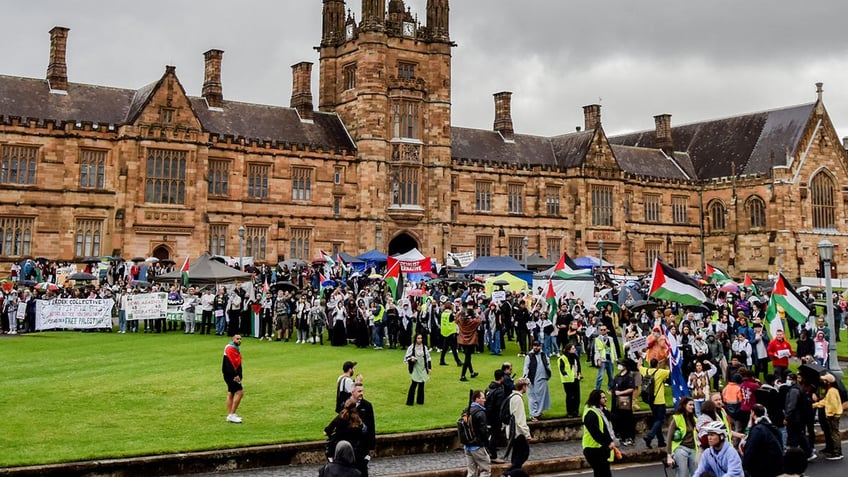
[450,201,458,222]
[292,167,312,201]
[592,185,614,226]
[79,149,106,189]
[746,195,766,229]
[334,166,344,185]
[645,242,662,269]
[547,238,561,261]
[624,191,632,221]
[709,201,726,231]
[144,148,186,204]
[508,237,526,261]
[392,101,420,139]
[74,219,103,257]
[476,236,492,258]
[247,164,270,199]
[672,196,688,224]
[0,217,33,257]
[508,183,524,214]
[644,193,661,222]
[207,159,229,196]
[245,226,267,260]
[546,186,561,216]
[333,196,341,217]
[208,224,227,255]
[0,145,38,185]
[811,172,836,230]
[343,63,357,91]
[290,228,311,260]
[672,243,689,268]
[475,181,492,212]
[392,166,419,206]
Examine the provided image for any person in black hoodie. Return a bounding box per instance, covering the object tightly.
[742,404,783,477]
[320,440,361,477]
[485,370,507,463]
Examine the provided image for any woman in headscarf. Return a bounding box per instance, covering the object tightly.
[611,358,636,446]
[403,333,432,405]
[319,440,361,477]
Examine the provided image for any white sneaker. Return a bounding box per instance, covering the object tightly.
[226,414,242,423]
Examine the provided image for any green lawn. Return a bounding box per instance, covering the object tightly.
[5,327,846,468]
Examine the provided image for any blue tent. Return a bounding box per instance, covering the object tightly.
[357,249,388,263]
[452,256,532,286]
[574,255,613,268]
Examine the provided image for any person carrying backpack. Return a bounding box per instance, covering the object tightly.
[461,390,491,477]
[741,404,784,477]
[639,358,670,449]
[484,370,507,463]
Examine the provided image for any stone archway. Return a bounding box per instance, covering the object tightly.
[152,245,171,262]
[388,233,419,256]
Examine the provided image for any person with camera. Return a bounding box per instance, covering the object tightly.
[403,333,431,405]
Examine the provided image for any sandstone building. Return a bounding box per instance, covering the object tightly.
[0,0,846,282]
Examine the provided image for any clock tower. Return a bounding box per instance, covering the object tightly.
[318,0,453,256]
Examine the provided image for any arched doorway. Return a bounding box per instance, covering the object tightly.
[152,245,171,262]
[388,233,419,256]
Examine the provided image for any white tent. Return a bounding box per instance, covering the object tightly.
[392,248,427,261]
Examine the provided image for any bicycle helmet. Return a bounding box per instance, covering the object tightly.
[698,420,727,437]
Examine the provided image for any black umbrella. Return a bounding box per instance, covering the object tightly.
[627,300,658,314]
[131,257,146,263]
[20,279,37,287]
[272,281,298,292]
[493,279,510,287]
[798,362,826,386]
[81,257,101,264]
[161,259,176,266]
[129,280,152,289]
[68,272,97,281]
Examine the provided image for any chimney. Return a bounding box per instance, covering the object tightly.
[654,114,674,155]
[493,91,514,140]
[290,62,314,119]
[46,26,70,92]
[202,49,224,108]
[583,104,601,131]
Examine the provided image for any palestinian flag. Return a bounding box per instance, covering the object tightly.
[766,273,810,331]
[384,257,403,301]
[337,254,349,278]
[180,256,190,287]
[648,259,708,306]
[553,253,591,279]
[742,273,760,299]
[319,272,327,299]
[545,279,558,320]
[705,263,729,282]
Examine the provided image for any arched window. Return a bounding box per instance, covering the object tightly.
[811,172,836,230]
[746,196,766,229]
[709,201,726,231]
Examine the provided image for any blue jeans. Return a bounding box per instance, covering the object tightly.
[595,359,614,390]
[215,313,226,334]
[646,403,667,444]
[118,310,126,332]
[543,333,554,356]
[693,399,703,416]
[373,321,385,348]
[672,445,696,477]
[489,329,502,355]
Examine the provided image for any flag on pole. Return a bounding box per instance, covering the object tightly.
[384,257,403,301]
[705,263,730,282]
[553,253,592,279]
[648,259,708,306]
[319,272,327,299]
[742,273,760,299]
[338,254,349,278]
[545,279,558,320]
[319,250,336,267]
[664,325,691,407]
[766,273,810,335]
[180,256,190,287]
[261,279,269,301]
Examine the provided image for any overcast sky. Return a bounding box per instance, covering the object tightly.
[4,1,848,141]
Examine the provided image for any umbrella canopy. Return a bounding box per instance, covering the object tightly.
[279,259,308,269]
[271,281,298,292]
[796,286,811,293]
[798,362,825,386]
[719,282,740,293]
[407,288,424,297]
[131,257,146,263]
[596,300,621,313]
[35,282,59,292]
[154,253,252,284]
[493,279,510,287]
[68,272,97,281]
[357,249,388,263]
[129,280,152,289]
[81,257,101,264]
[145,257,160,263]
[160,259,176,266]
[627,299,657,313]
[20,279,37,287]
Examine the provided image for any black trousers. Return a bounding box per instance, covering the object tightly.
[563,381,580,417]
[509,434,529,471]
[440,333,461,365]
[583,447,612,477]
[406,380,425,405]
[461,344,476,377]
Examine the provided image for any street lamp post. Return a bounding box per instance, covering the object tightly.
[238,226,245,271]
[777,246,783,276]
[817,237,843,379]
[598,239,604,274]
[522,236,529,270]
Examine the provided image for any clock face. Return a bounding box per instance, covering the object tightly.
[403,22,415,37]
[346,24,354,40]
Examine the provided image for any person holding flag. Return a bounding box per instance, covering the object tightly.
[765,273,808,378]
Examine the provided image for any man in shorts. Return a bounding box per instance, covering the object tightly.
[222,334,244,423]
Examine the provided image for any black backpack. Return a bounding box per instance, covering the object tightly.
[457,406,482,445]
[484,384,505,421]
[641,369,658,404]
[500,393,519,427]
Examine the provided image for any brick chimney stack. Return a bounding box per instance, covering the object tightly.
[583,104,601,131]
[202,49,224,108]
[46,26,70,92]
[493,91,514,140]
[654,114,674,155]
[291,62,314,120]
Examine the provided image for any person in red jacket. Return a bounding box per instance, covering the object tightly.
[222,335,244,423]
[766,329,792,378]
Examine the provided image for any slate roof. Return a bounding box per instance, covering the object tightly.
[608,103,815,180]
[0,75,355,151]
[610,145,690,179]
[451,127,595,168]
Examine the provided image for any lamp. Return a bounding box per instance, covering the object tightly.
[817,237,842,378]
[777,246,783,275]
[522,236,529,269]
[238,225,245,271]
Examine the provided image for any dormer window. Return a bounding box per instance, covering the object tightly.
[159,108,175,124]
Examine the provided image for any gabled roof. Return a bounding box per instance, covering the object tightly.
[0,75,355,151]
[451,127,594,168]
[608,103,815,180]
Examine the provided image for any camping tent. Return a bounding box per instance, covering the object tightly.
[484,272,529,297]
[574,256,614,268]
[531,275,595,305]
[154,253,253,284]
[453,256,532,285]
[357,249,388,263]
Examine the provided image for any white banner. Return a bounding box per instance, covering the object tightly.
[446,251,475,268]
[36,299,113,330]
[16,303,26,323]
[166,307,184,322]
[627,336,649,353]
[126,293,168,321]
